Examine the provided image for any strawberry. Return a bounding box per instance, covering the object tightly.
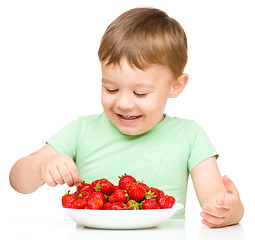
[87,198,104,210]
[71,199,87,209]
[141,199,160,209]
[92,178,115,196]
[78,191,92,201]
[103,202,112,210]
[137,182,149,191]
[109,202,125,210]
[75,181,95,195]
[88,192,107,204]
[159,190,165,197]
[118,174,137,191]
[128,182,145,202]
[91,179,100,189]
[62,191,77,208]
[157,195,175,209]
[108,189,129,203]
[62,175,175,211]
[125,200,140,210]
[145,187,162,200]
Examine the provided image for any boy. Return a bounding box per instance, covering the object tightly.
[9,7,243,228]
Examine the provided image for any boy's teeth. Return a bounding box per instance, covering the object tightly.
[120,114,139,119]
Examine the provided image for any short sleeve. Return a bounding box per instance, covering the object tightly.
[187,121,219,172]
[46,118,80,161]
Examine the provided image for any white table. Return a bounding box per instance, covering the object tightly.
[4,207,251,240]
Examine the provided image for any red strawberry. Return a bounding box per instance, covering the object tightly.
[62,191,77,208]
[78,191,92,201]
[103,202,112,210]
[142,199,160,209]
[157,195,175,209]
[87,198,104,210]
[91,179,100,187]
[125,200,140,210]
[71,199,87,209]
[109,202,125,210]
[159,190,165,196]
[88,192,107,204]
[128,182,145,202]
[92,178,115,196]
[118,174,137,191]
[108,189,129,203]
[75,182,95,195]
[137,182,149,191]
[145,187,162,200]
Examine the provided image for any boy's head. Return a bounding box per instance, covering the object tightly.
[99,8,188,135]
[98,7,188,79]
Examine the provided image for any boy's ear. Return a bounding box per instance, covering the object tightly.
[169,73,189,98]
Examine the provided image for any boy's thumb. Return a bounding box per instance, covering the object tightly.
[75,177,83,186]
[223,175,238,195]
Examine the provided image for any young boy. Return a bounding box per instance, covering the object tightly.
[9,7,243,228]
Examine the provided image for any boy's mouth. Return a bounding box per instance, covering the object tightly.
[116,113,143,122]
[118,114,142,120]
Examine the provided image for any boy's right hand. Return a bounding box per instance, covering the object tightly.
[41,154,82,187]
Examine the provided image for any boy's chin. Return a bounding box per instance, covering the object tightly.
[115,124,148,136]
[118,128,145,136]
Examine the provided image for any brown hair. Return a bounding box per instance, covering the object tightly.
[98,7,188,78]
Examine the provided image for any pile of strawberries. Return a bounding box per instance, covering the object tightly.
[62,174,175,210]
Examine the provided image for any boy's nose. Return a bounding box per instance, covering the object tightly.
[116,94,135,110]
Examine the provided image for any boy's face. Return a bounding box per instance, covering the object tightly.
[101,58,174,135]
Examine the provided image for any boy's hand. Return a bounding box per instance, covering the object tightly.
[200,175,244,228]
[41,154,82,187]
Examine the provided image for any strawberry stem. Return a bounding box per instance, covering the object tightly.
[118,173,127,179]
[94,181,101,192]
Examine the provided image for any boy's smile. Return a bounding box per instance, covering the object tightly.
[116,113,143,122]
[101,58,175,135]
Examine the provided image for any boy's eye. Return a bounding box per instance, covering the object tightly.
[134,92,147,98]
[106,88,118,93]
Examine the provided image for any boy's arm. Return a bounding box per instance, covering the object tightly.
[9,144,82,194]
[190,156,244,228]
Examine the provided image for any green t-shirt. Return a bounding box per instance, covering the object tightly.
[47,112,218,218]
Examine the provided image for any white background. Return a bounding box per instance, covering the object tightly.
[1,0,254,233]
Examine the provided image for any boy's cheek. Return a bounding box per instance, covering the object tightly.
[101,95,112,106]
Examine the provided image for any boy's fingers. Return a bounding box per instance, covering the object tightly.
[48,166,65,185]
[202,204,227,218]
[200,212,224,226]
[58,163,75,187]
[223,175,239,195]
[216,198,232,209]
[45,170,57,187]
[201,209,226,228]
[201,218,223,228]
[49,167,64,186]
[67,160,82,186]
[75,177,83,186]
[55,167,65,185]
[201,218,214,228]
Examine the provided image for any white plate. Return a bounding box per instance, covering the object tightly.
[64,202,183,229]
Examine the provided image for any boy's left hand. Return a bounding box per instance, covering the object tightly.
[200,175,244,228]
